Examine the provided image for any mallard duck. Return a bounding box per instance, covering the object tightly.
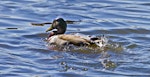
[46,18,107,47]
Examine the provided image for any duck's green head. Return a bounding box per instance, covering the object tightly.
[46,18,67,34]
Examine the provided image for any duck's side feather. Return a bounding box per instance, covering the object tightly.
[47,34,93,46]
[47,34,108,47]
[58,34,91,46]
[47,35,69,45]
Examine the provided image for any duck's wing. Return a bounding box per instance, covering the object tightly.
[58,34,91,46]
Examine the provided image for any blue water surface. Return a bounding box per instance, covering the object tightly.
[0,0,150,77]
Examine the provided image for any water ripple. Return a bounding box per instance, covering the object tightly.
[0,0,150,77]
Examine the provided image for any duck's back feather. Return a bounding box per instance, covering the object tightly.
[58,34,91,46]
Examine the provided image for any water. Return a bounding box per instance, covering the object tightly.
[0,0,150,77]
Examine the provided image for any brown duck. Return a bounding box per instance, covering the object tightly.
[46,18,107,47]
